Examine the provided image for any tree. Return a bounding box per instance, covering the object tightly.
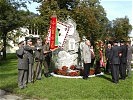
[0,0,30,59]
[37,0,108,43]
[112,16,132,41]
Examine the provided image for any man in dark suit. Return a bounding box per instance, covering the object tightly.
[110,40,121,83]
[16,40,28,89]
[34,38,43,80]
[24,39,35,83]
[119,40,127,80]
[105,43,112,73]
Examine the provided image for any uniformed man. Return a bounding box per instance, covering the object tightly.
[24,39,35,83]
[42,38,51,77]
[16,40,28,89]
[34,38,43,80]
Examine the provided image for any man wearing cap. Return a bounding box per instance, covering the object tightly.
[34,38,43,80]
[110,40,121,83]
[16,40,28,89]
[42,38,52,77]
[24,38,35,83]
[119,40,127,80]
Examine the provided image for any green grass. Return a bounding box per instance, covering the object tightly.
[0,54,133,100]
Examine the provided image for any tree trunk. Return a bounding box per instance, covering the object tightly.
[2,31,7,60]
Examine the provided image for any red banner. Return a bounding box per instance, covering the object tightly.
[50,16,57,50]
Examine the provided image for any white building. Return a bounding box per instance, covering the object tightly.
[7,27,39,53]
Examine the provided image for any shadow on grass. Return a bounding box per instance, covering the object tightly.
[97,74,112,82]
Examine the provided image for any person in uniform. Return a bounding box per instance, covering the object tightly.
[34,38,43,80]
[119,40,127,80]
[16,40,28,89]
[42,38,51,77]
[110,40,121,83]
[24,39,35,83]
[82,40,91,80]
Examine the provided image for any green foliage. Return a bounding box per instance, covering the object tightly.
[37,0,108,42]
[0,56,133,100]
[0,0,30,32]
[0,0,32,59]
[112,16,132,40]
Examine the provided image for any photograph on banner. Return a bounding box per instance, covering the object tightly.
[57,22,70,47]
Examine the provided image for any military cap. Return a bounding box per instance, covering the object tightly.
[18,39,24,45]
[27,38,32,42]
[120,39,125,43]
[37,38,42,41]
[18,41,24,45]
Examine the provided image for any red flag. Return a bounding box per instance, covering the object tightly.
[50,15,57,50]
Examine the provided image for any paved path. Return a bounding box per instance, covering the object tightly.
[0,89,40,100]
[0,89,23,100]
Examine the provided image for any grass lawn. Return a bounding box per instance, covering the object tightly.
[0,54,133,100]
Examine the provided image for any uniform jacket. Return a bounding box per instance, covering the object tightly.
[42,43,51,58]
[24,45,35,64]
[34,43,43,61]
[16,47,28,70]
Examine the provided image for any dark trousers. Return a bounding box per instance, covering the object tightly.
[34,61,42,79]
[18,69,28,88]
[28,64,34,82]
[91,58,95,67]
[83,63,91,78]
[43,60,49,74]
[106,60,111,73]
[111,64,119,83]
[119,63,127,79]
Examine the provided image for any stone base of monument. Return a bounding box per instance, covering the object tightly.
[50,72,104,79]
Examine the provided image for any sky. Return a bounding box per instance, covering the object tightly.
[26,0,133,36]
[100,0,133,36]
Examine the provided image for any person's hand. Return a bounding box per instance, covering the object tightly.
[119,53,122,57]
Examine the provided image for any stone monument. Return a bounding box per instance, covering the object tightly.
[52,18,81,70]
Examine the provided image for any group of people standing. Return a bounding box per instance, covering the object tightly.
[16,36,132,89]
[16,38,52,89]
[105,40,132,83]
[81,38,132,83]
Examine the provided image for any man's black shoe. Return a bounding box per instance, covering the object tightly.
[83,77,88,80]
[44,73,49,77]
